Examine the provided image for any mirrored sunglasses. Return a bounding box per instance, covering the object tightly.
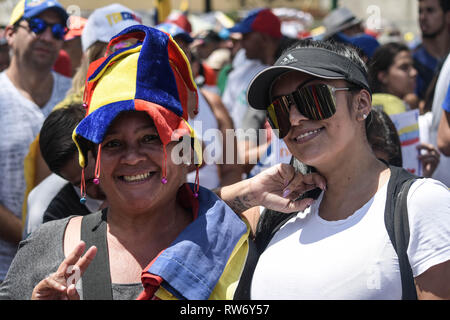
[26,17,67,40]
[267,83,353,139]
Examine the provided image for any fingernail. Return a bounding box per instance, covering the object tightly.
[283,189,290,198]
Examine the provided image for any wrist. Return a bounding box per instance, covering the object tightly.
[219,178,256,214]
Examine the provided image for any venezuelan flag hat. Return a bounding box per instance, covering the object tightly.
[72,25,202,199]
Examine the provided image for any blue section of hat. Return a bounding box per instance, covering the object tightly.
[23,0,68,23]
[227,8,264,34]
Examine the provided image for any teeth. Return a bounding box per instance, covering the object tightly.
[123,172,151,182]
[296,129,321,141]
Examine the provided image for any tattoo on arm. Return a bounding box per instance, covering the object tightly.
[229,194,252,214]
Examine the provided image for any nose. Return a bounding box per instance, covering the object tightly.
[289,103,308,126]
[410,66,418,78]
[37,25,56,42]
[120,145,147,165]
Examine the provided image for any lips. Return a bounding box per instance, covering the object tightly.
[290,127,324,143]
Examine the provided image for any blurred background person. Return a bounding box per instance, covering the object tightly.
[0,0,71,284]
[63,16,87,77]
[321,6,364,40]
[0,26,10,71]
[156,22,241,188]
[437,84,450,156]
[24,102,106,239]
[21,3,143,234]
[369,42,419,112]
[413,0,450,101]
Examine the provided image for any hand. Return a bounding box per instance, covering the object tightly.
[247,163,327,213]
[417,143,440,178]
[31,241,97,300]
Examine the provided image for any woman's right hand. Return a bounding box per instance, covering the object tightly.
[31,241,97,300]
[247,163,327,213]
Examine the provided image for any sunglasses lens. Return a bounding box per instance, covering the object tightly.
[268,97,291,138]
[51,24,66,40]
[294,84,336,120]
[28,18,65,39]
[268,84,338,138]
[28,18,46,34]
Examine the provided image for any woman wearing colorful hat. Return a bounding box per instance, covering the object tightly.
[0,25,249,300]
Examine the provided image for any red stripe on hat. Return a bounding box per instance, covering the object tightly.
[251,9,282,39]
[134,99,192,146]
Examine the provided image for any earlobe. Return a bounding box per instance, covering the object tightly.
[356,89,372,121]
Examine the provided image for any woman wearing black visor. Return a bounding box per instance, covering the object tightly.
[218,40,450,300]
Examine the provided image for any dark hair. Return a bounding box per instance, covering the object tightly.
[368,42,410,93]
[420,0,450,13]
[39,103,86,175]
[283,39,369,76]
[366,108,403,167]
[440,0,450,12]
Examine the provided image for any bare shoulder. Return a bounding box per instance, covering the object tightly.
[63,216,82,258]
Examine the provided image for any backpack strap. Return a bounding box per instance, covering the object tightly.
[80,209,113,300]
[233,236,259,300]
[384,166,420,300]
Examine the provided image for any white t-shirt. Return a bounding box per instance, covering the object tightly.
[222,49,268,129]
[251,178,450,299]
[428,55,450,187]
[187,90,220,189]
[24,173,67,238]
[0,71,71,280]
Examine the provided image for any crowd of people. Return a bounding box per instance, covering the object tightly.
[0,0,449,300]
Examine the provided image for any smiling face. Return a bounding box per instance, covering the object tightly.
[8,9,64,70]
[272,71,364,168]
[98,111,187,214]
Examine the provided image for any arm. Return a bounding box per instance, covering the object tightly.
[0,204,22,244]
[415,260,450,299]
[407,179,450,299]
[437,110,450,156]
[200,89,242,186]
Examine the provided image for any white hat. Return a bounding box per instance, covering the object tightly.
[81,3,142,52]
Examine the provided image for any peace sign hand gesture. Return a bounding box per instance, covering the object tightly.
[31,241,97,300]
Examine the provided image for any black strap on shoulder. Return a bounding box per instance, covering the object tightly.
[80,209,113,300]
[233,237,258,300]
[384,166,419,300]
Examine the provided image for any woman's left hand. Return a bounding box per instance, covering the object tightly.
[417,143,441,178]
[31,241,97,300]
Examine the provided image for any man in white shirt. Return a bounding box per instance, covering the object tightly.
[0,0,71,281]
[222,8,283,130]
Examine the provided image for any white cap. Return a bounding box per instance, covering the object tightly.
[81,3,142,52]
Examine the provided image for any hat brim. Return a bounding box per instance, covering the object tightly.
[73,99,194,167]
[322,18,361,40]
[247,65,345,110]
[227,24,251,34]
[23,6,69,25]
